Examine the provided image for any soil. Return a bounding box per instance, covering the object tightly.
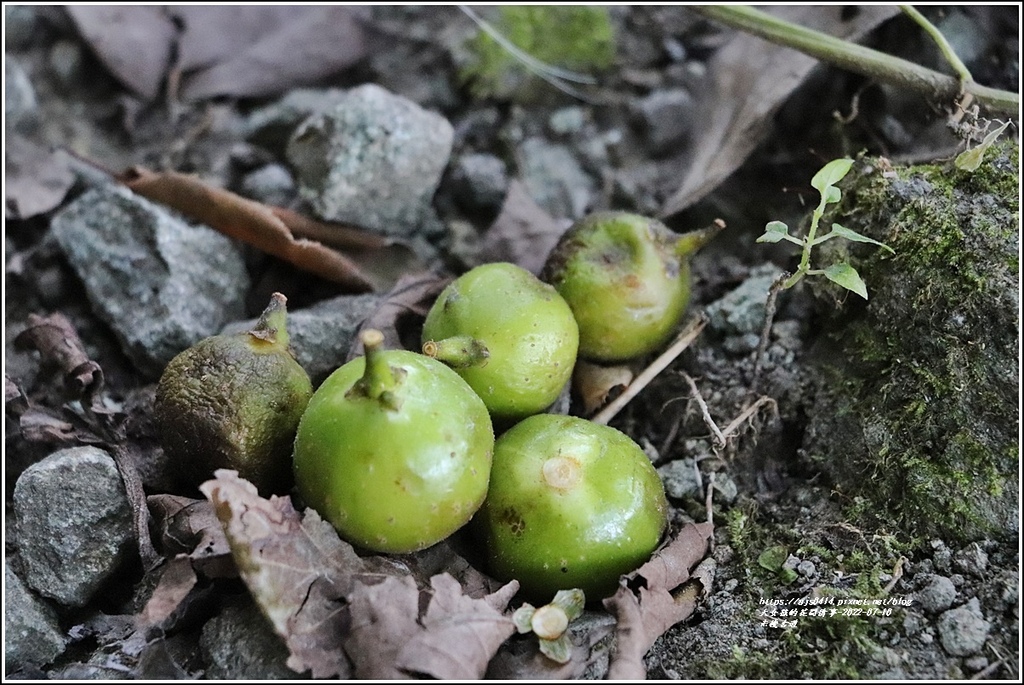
[4,5,1020,680]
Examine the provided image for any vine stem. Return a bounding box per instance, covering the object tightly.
[690,5,1018,114]
[899,5,973,88]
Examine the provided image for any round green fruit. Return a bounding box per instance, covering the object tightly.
[155,293,313,495]
[421,262,579,422]
[293,329,494,554]
[541,211,719,362]
[475,413,668,601]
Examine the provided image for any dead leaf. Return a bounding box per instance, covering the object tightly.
[603,521,715,679]
[121,167,420,292]
[661,5,900,216]
[175,6,368,100]
[351,272,452,360]
[4,136,76,220]
[135,556,198,632]
[66,6,176,101]
[199,470,372,679]
[478,180,568,275]
[573,360,635,417]
[345,573,518,679]
[147,494,235,578]
[14,312,103,400]
[169,6,314,72]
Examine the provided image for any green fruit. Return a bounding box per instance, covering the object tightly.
[421,262,579,423]
[293,329,494,554]
[476,413,668,601]
[155,293,313,495]
[541,211,719,362]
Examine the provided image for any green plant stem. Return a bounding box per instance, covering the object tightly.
[899,5,973,87]
[691,5,1018,114]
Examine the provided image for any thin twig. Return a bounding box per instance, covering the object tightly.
[971,658,1006,680]
[750,272,790,393]
[592,317,706,426]
[681,372,726,449]
[881,556,906,594]
[719,396,779,441]
[705,471,716,533]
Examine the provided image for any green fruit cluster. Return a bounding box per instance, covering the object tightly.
[156,213,713,597]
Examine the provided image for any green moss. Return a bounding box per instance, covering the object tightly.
[804,140,1019,542]
[460,6,615,100]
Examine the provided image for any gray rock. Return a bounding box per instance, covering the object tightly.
[952,543,989,577]
[548,107,587,137]
[937,598,990,656]
[200,599,296,679]
[5,563,67,670]
[244,87,349,151]
[915,574,957,614]
[711,471,738,505]
[223,293,382,386]
[5,5,40,51]
[705,264,783,337]
[448,153,508,216]
[964,655,989,672]
[796,560,816,577]
[239,164,296,207]
[49,39,85,88]
[287,83,454,238]
[13,446,134,607]
[50,184,249,378]
[5,58,38,132]
[516,137,595,219]
[631,88,695,154]
[933,544,953,572]
[657,458,700,500]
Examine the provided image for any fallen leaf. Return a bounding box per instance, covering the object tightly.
[660,5,900,216]
[66,6,176,101]
[135,556,198,632]
[147,494,234,578]
[345,573,518,679]
[14,312,103,400]
[199,470,380,679]
[603,521,715,679]
[176,6,369,100]
[169,6,314,72]
[573,360,635,416]
[4,136,76,220]
[350,272,452,360]
[478,180,568,275]
[121,167,421,292]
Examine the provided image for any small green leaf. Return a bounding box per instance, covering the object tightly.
[758,545,789,571]
[756,220,790,243]
[539,633,573,664]
[810,158,854,194]
[955,120,1011,172]
[829,224,895,253]
[513,604,536,634]
[824,186,842,204]
[824,262,868,299]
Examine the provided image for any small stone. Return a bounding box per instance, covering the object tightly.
[221,293,382,386]
[239,164,296,207]
[937,598,990,657]
[244,87,349,151]
[49,39,84,87]
[287,83,454,238]
[200,599,296,679]
[50,184,249,378]
[918,631,933,645]
[781,555,801,573]
[796,560,816,577]
[13,446,134,607]
[963,655,989,672]
[630,88,694,154]
[448,153,508,216]
[711,472,738,505]
[4,563,67,670]
[902,613,921,636]
[723,578,738,592]
[515,137,595,219]
[5,5,40,51]
[952,543,989,577]
[915,575,957,614]
[705,264,784,337]
[932,543,952,572]
[5,58,38,132]
[657,458,700,500]
[548,107,587,137]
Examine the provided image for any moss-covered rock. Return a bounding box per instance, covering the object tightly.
[802,140,1019,542]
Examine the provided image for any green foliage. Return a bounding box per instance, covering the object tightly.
[460,6,615,100]
[757,158,894,299]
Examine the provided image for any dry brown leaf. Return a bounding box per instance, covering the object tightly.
[5,136,76,220]
[350,272,452,360]
[175,6,368,100]
[147,494,234,578]
[573,360,635,417]
[121,167,421,292]
[603,521,715,679]
[345,573,518,679]
[135,556,198,632]
[660,5,900,217]
[200,469,369,679]
[168,6,314,72]
[14,312,103,400]
[65,6,177,101]
[478,180,567,275]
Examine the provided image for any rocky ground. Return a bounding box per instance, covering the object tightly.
[4,5,1020,680]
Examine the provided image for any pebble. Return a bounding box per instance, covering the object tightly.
[200,599,296,679]
[515,137,595,219]
[963,655,989,672]
[915,574,957,614]
[796,560,816,577]
[49,183,250,378]
[5,58,38,132]
[287,83,454,238]
[931,540,952,572]
[952,543,989,577]
[705,264,784,337]
[630,88,695,154]
[13,446,134,607]
[447,152,509,217]
[239,164,296,208]
[547,106,587,137]
[244,87,349,152]
[657,458,700,500]
[4,563,67,670]
[222,293,383,386]
[937,598,990,656]
[49,39,84,87]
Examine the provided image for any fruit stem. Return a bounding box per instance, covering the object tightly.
[248,292,290,348]
[674,219,726,259]
[354,329,400,407]
[422,336,490,368]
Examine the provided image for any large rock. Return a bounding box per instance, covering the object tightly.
[802,142,1019,541]
[286,83,454,238]
[200,599,296,679]
[13,446,135,607]
[4,562,67,670]
[50,184,249,378]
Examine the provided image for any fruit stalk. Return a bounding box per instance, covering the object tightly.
[674,219,725,260]
[248,292,290,347]
[422,335,490,368]
[350,329,399,407]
